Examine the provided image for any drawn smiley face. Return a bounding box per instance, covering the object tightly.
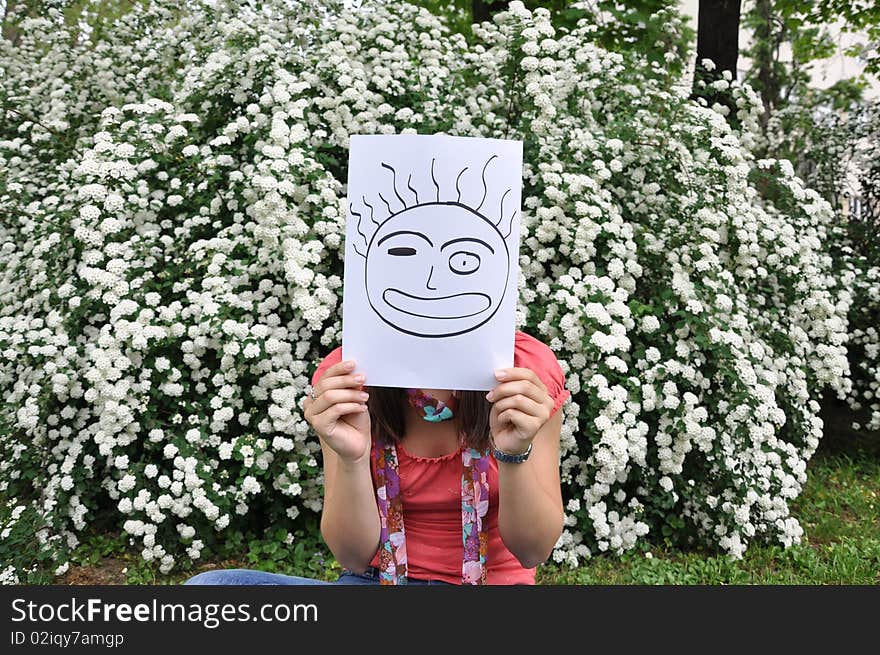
[364,202,510,338]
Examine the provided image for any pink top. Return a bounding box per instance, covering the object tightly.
[311,330,570,585]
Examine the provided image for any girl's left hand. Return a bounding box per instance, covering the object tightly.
[486,367,554,455]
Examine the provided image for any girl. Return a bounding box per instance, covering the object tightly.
[184,330,568,585]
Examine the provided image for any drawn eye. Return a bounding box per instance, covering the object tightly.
[388,247,417,256]
[449,251,481,275]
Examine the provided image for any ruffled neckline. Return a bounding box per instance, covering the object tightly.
[397,441,463,463]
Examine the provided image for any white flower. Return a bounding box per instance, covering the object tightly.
[641,315,660,333]
[241,476,261,494]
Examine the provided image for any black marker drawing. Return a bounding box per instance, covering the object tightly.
[350,154,516,339]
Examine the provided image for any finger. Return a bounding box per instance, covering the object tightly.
[497,407,536,429]
[325,402,369,419]
[313,372,366,397]
[487,379,546,404]
[491,393,546,418]
[489,399,503,424]
[495,367,546,392]
[318,359,358,383]
[310,388,369,415]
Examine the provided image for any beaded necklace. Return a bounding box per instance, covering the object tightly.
[405,388,458,422]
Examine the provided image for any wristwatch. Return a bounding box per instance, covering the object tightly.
[492,441,533,464]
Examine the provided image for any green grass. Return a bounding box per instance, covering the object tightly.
[63,416,880,586]
[537,449,880,585]
[535,408,880,585]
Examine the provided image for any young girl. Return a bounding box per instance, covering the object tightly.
[184,330,568,586]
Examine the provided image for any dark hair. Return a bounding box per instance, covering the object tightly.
[366,387,492,451]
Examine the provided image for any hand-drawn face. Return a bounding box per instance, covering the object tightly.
[364,203,510,338]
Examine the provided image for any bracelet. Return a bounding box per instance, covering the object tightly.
[492,441,532,464]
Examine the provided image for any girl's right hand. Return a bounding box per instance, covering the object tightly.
[303,360,372,464]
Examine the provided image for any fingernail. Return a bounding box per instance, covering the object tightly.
[354,374,365,383]
[344,360,355,370]
[360,392,369,401]
[485,391,494,401]
[494,369,507,380]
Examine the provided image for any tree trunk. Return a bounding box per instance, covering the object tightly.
[472,0,508,24]
[696,0,742,78]
[752,0,779,130]
[693,0,742,114]
[2,0,25,44]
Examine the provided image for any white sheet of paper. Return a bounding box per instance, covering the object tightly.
[341,134,523,390]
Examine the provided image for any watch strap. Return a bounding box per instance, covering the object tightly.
[492,441,532,464]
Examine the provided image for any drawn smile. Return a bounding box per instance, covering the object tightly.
[382,289,492,319]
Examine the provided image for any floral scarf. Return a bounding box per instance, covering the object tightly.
[371,432,491,585]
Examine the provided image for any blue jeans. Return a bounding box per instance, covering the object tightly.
[183,565,454,586]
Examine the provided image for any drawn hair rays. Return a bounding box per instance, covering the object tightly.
[349,153,517,257]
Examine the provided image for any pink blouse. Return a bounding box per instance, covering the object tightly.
[311,330,570,585]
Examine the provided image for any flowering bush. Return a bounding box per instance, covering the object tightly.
[760,95,880,434]
[0,0,856,582]
[846,105,880,433]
